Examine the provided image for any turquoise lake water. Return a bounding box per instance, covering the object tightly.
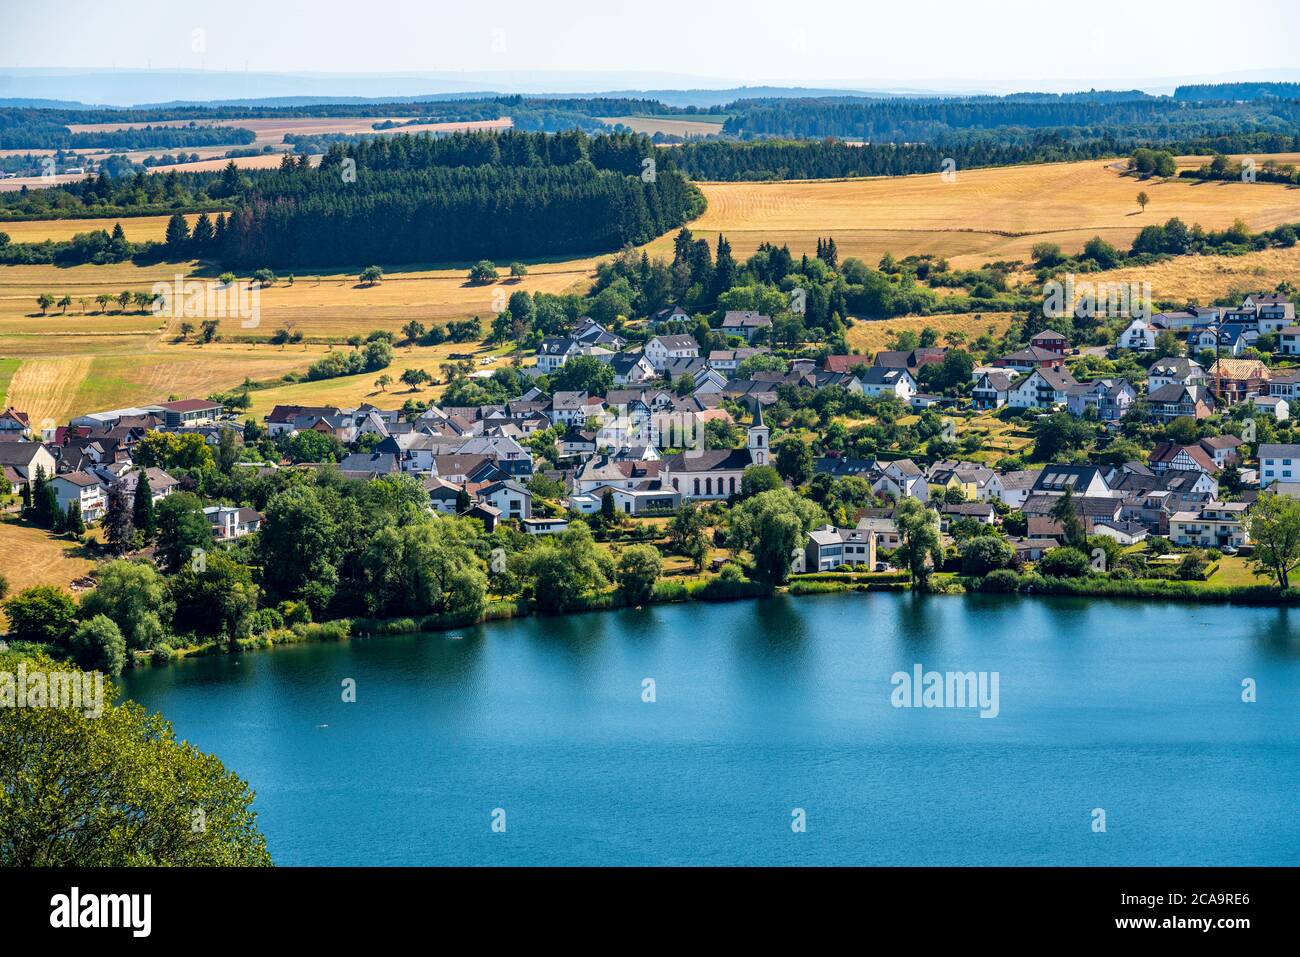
[121,592,1300,865]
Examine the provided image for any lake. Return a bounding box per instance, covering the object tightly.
[121,592,1300,866]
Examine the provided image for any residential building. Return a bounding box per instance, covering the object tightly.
[804,525,878,571]
[1168,503,1249,549]
[204,505,263,540]
[1259,443,1300,488]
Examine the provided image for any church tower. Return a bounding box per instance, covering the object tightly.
[747,404,769,466]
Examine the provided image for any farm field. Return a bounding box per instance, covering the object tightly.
[0,213,218,244]
[1091,243,1300,305]
[0,254,597,420]
[845,311,1016,356]
[600,115,725,137]
[679,157,1300,269]
[1,341,335,426]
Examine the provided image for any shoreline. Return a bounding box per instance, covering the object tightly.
[121,569,1298,672]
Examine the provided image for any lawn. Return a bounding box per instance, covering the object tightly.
[1207,555,1269,587]
[0,517,97,600]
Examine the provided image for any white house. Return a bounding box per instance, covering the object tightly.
[1147,357,1205,392]
[1117,317,1158,351]
[1009,367,1077,409]
[204,505,263,540]
[476,479,532,519]
[859,366,917,401]
[645,335,699,372]
[50,471,107,523]
[1259,444,1300,488]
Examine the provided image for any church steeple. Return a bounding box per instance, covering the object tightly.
[747,403,769,466]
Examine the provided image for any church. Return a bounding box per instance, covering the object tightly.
[659,408,769,500]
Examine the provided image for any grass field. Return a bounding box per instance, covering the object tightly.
[845,312,1015,355]
[677,157,1300,269]
[0,518,97,596]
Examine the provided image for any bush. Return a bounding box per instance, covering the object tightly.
[960,536,1013,576]
[68,615,127,676]
[1038,547,1090,578]
[980,569,1022,593]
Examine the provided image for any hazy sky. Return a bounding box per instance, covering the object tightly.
[3,0,1298,90]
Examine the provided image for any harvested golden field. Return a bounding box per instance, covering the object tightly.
[0,261,201,322]
[2,341,336,424]
[0,213,218,244]
[600,115,725,137]
[681,158,1300,269]
[1092,244,1300,304]
[845,312,1015,356]
[212,261,600,338]
[0,254,600,421]
[0,519,97,597]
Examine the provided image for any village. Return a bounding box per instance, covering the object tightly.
[3,288,1299,595]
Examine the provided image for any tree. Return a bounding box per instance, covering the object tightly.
[1,585,77,646]
[154,492,215,573]
[359,265,383,285]
[549,354,614,395]
[728,488,824,583]
[740,464,782,497]
[285,429,342,463]
[79,559,171,652]
[617,544,663,604]
[399,367,433,391]
[171,551,261,643]
[468,260,499,284]
[103,481,133,553]
[509,262,528,278]
[893,497,942,586]
[960,536,1013,576]
[258,485,340,611]
[600,488,617,522]
[0,651,271,866]
[68,615,127,676]
[1136,190,1150,212]
[400,320,425,344]
[519,522,613,611]
[163,211,190,249]
[667,501,710,571]
[1247,493,1300,589]
[358,518,487,620]
[131,471,154,540]
[1049,486,1086,547]
[63,500,84,536]
[57,295,72,314]
[774,436,814,487]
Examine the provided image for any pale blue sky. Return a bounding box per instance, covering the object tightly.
[2,0,1297,91]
